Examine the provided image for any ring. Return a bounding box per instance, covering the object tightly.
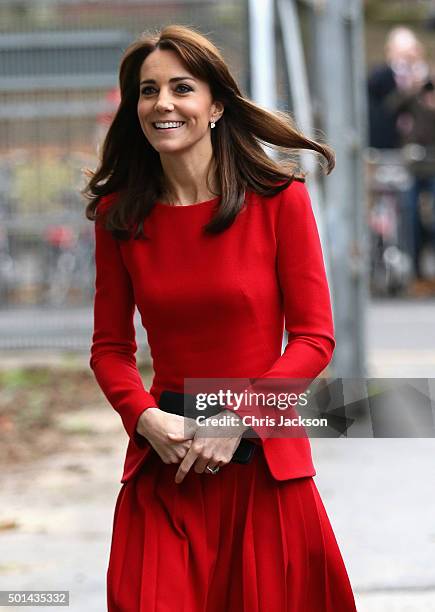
[206,465,220,474]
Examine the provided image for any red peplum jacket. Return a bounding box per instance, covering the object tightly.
[89,178,336,483]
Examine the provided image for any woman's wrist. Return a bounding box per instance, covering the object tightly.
[136,406,160,438]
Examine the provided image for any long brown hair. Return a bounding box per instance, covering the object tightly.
[83,24,335,238]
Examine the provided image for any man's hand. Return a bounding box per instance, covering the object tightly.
[167,409,250,484]
[136,407,196,464]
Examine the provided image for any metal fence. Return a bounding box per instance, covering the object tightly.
[0,0,248,309]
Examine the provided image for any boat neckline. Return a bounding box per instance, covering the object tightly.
[154,195,221,208]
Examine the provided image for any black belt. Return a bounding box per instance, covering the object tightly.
[158,390,256,464]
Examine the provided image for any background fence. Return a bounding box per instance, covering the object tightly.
[0,0,251,308]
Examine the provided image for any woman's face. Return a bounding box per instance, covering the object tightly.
[137,48,223,155]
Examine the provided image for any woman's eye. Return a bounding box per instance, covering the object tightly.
[140,84,192,95]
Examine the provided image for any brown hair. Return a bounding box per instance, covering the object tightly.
[83,24,335,238]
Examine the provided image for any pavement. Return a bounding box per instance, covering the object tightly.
[0,297,435,611]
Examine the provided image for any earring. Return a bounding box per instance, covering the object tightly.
[210,121,216,128]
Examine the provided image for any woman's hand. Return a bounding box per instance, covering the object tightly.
[167,410,251,484]
[136,408,196,464]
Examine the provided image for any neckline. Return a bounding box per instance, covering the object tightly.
[154,195,221,209]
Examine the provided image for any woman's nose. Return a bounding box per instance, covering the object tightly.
[154,92,174,112]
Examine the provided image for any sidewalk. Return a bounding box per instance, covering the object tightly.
[0,406,125,612]
[312,437,435,611]
[312,296,435,610]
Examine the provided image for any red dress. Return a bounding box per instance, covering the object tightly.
[90,180,357,611]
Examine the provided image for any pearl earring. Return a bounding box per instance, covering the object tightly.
[210,121,216,128]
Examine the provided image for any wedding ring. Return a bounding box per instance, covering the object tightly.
[206,465,220,474]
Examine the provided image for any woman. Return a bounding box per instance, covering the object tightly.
[85,24,357,612]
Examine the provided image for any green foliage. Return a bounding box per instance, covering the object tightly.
[0,368,50,390]
[12,155,75,213]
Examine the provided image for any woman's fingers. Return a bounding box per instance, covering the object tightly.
[167,432,188,441]
[174,444,200,484]
[193,453,221,474]
[174,437,239,483]
[165,414,197,440]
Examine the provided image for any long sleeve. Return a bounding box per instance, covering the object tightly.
[89,195,157,448]
[228,181,336,439]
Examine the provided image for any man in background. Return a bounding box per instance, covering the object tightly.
[368,27,435,294]
[368,27,429,149]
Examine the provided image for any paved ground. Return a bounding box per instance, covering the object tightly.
[367,297,435,378]
[1,297,435,611]
[312,436,435,611]
[0,407,125,612]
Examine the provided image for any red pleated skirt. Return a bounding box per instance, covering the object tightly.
[107,447,357,612]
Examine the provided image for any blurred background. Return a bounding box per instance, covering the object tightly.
[0,1,435,611]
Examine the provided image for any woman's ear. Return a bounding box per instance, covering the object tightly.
[212,101,224,123]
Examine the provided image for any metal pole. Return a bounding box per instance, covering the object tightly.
[247,0,277,110]
[276,0,331,284]
[310,0,369,377]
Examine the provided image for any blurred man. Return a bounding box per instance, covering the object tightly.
[367,27,429,149]
[384,30,435,290]
[368,27,435,294]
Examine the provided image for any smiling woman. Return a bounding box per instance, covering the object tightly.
[83,24,334,231]
[135,47,224,205]
[83,24,357,612]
